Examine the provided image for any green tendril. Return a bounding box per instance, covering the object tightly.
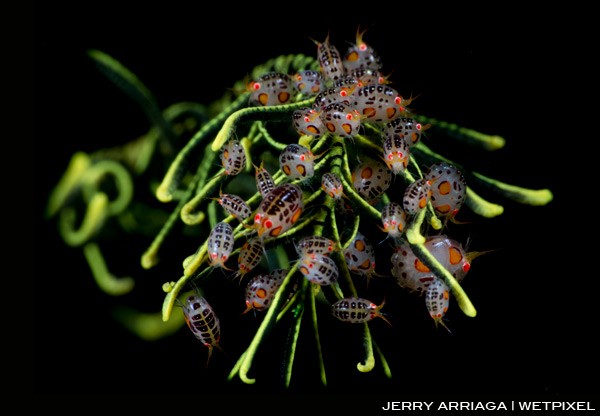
[156,93,249,202]
[357,323,375,373]
[255,120,288,151]
[282,292,304,388]
[112,306,185,341]
[162,266,212,322]
[469,171,554,206]
[141,171,201,269]
[309,284,327,387]
[235,265,300,384]
[47,47,554,391]
[414,115,506,151]
[83,242,135,295]
[58,192,109,247]
[181,170,224,225]
[46,152,91,218]
[373,339,392,379]
[210,98,314,152]
[465,187,505,218]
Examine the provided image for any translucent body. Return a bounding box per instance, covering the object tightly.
[342,28,383,72]
[213,191,251,221]
[279,143,316,180]
[351,84,407,123]
[403,178,432,215]
[331,297,386,323]
[292,69,325,97]
[320,101,362,139]
[384,117,425,147]
[312,85,355,110]
[424,234,470,281]
[380,202,407,239]
[315,35,346,83]
[343,232,376,278]
[347,67,387,87]
[295,235,336,256]
[236,236,265,279]
[352,159,392,203]
[425,278,451,331]
[321,172,344,200]
[248,72,293,106]
[220,139,246,176]
[182,294,221,362]
[425,162,467,218]
[253,162,275,198]
[299,253,339,285]
[207,221,234,269]
[390,236,469,294]
[253,183,304,238]
[382,133,411,175]
[292,107,326,138]
[243,269,287,313]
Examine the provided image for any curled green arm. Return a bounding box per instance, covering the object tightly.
[83,242,135,295]
[414,115,506,151]
[210,98,314,152]
[156,93,249,202]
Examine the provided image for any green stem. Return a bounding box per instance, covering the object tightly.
[236,264,300,384]
[156,93,249,202]
[414,115,506,151]
[469,171,553,206]
[112,306,185,341]
[46,152,91,218]
[181,170,224,225]
[83,242,135,295]
[309,284,327,387]
[210,98,314,152]
[356,323,375,373]
[58,192,109,247]
[373,339,392,379]
[465,187,505,218]
[282,294,304,388]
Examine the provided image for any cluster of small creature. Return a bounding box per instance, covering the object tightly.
[181,30,477,363]
[46,29,552,388]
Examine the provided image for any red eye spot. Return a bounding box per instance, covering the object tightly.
[222,255,228,261]
[308,263,313,268]
[340,90,347,97]
[296,75,302,81]
[391,220,397,225]
[416,123,422,130]
[378,76,385,84]
[253,82,261,90]
[463,262,471,272]
[396,151,404,158]
[346,113,354,120]
[264,219,273,228]
[300,154,307,161]
[359,43,367,51]
[383,221,389,228]
[394,96,402,105]
[211,253,217,259]
[388,153,393,160]
[254,214,262,223]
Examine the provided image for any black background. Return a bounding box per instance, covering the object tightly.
[34,1,595,410]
